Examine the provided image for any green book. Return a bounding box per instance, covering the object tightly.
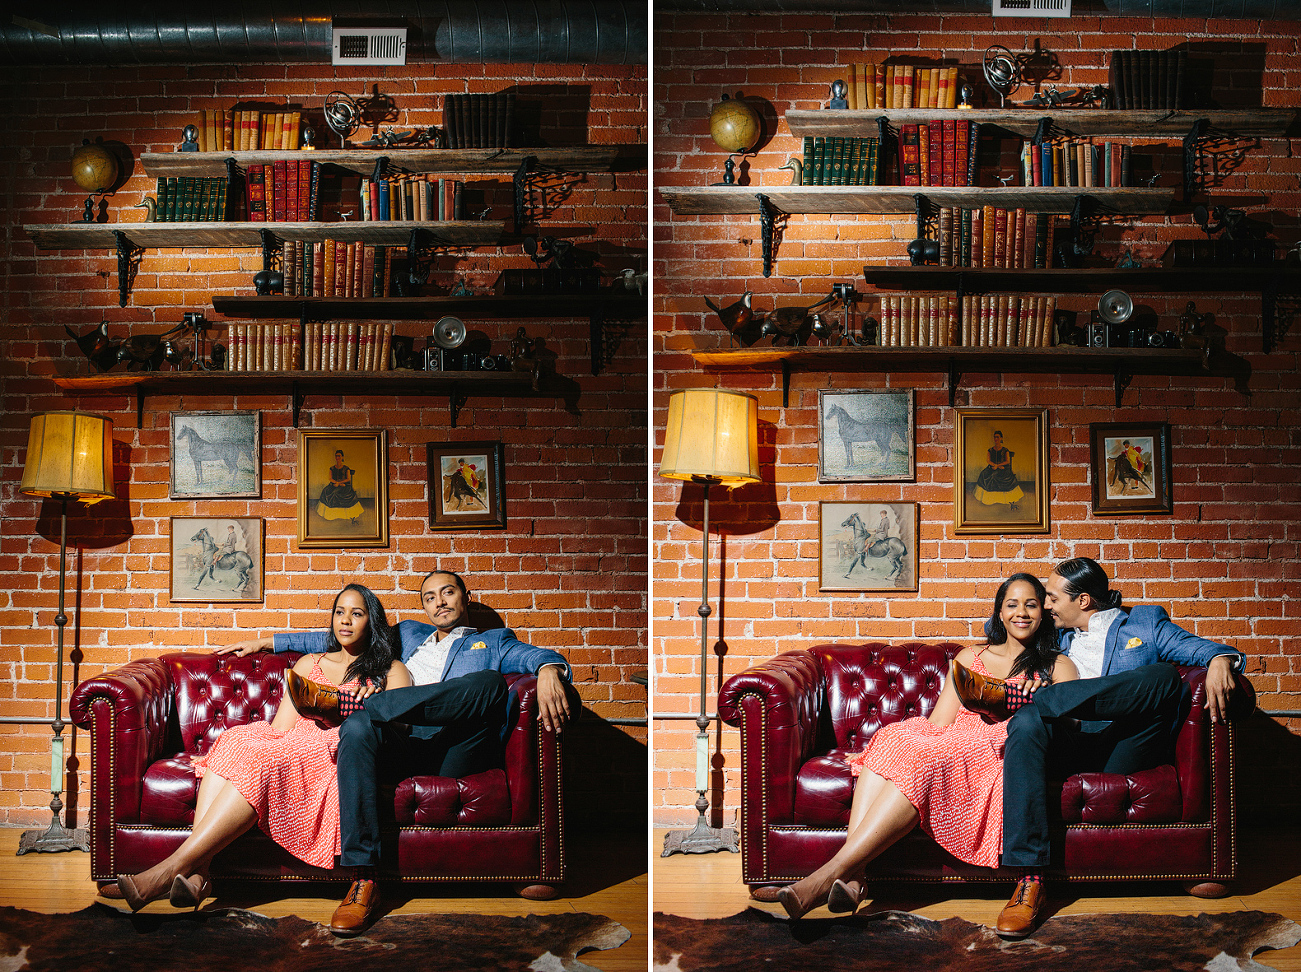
[847,137,860,186]
[813,137,826,186]
[215,177,228,221]
[831,137,844,186]
[867,138,879,186]
[802,136,814,185]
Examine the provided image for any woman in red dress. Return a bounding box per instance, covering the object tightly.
[776,572,1078,920]
[115,583,411,911]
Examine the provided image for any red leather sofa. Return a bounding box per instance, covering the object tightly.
[69,651,564,896]
[717,642,1252,899]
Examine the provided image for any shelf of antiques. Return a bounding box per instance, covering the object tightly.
[25,221,506,250]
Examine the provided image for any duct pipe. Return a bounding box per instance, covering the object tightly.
[655,0,1301,15]
[0,1,646,65]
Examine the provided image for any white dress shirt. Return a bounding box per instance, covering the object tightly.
[1066,607,1122,680]
[403,625,475,686]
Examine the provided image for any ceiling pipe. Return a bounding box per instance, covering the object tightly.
[0,1,646,65]
[654,0,1301,14]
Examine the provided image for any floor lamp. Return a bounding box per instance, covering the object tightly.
[17,410,116,855]
[659,388,759,856]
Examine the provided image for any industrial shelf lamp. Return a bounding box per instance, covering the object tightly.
[17,410,116,855]
[659,388,760,856]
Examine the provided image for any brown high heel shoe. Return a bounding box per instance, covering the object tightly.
[826,877,864,914]
[116,873,171,913]
[775,882,822,921]
[169,873,212,910]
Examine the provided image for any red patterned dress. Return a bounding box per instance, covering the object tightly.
[845,648,1010,868]
[191,658,354,869]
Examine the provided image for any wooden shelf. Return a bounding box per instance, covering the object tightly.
[25,221,506,250]
[658,186,1174,216]
[860,266,1301,292]
[691,345,1251,407]
[211,293,647,320]
[785,108,1300,139]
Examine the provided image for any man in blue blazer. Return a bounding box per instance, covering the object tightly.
[218,568,571,934]
[994,557,1245,938]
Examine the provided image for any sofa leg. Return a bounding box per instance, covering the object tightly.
[1183,880,1232,898]
[749,885,781,903]
[515,883,561,900]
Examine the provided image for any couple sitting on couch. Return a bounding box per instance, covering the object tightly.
[775,557,1245,939]
[105,568,571,936]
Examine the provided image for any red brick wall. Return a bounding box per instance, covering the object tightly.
[654,12,1301,826]
[0,60,647,829]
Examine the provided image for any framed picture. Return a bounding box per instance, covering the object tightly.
[819,501,919,592]
[169,516,263,602]
[426,440,506,530]
[168,411,260,499]
[818,389,914,482]
[954,408,1050,535]
[296,429,389,548]
[1090,422,1172,515]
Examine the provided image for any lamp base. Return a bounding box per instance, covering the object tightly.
[17,815,89,855]
[661,813,740,857]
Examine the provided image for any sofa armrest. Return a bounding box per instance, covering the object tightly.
[502,672,566,883]
[1174,665,1256,824]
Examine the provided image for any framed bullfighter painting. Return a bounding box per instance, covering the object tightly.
[169,516,263,603]
[819,501,919,592]
[426,440,506,530]
[953,407,1049,535]
[818,389,914,482]
[169,411,260,499]
[296,429,389,548]
[1090,422,1172,515]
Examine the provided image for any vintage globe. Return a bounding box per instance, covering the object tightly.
[71,143,119,193]
[709,96,760,154]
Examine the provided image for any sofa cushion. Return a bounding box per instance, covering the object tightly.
[793,752,854,827]
[395,768,512,826]
[139,755,200,826]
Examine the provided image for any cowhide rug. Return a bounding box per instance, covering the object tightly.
[0,905,629,971]
[653,908,1301,972]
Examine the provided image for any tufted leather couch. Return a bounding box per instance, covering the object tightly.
[717,642,1253,899]
[68,651,564,896]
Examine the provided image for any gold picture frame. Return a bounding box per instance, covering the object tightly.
[296,429,389,548]
[953,407,1049,535]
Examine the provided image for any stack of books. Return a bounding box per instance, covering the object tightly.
[838,63,961,110]
[1109,50,1187,110]
[923,208,1055,269]
[193,108,305,152]
[245,160,321,222]
[442,92,515,149]
[801,137,880,185]
[302,322,393,371]
[153,177,228,222]
[281,242,396,298]
[226,323,302,371]
[959,294,1058,347]
[877,294,959,346]
[897,119,978,187]
[1021,139,1132,187]
[358,174,466,221]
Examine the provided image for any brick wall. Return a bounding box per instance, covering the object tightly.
[0,60,647,830]
[654,12,1301,827]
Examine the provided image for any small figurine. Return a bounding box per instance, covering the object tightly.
[302,124,316,150]
[617,268,647,296]
[450,279,473,297]
[704,292,761,347]
[134,197,158,222]
[778,157,803,186]
[958,82,975,109]
[1115,248,1141,269]
[180,124,200,152]
[253,270,284,296]
[828,79,849,110]
[997,173,1015,186]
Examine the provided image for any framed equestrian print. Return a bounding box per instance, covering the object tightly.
[296,429,389,548]
[1090,422,1172,515]
[819,501,919,592]
[818,389,914,482]
[953,408,1050,535]
[169,516,263,603]
[426,440,506,530]
[169,411,260,499]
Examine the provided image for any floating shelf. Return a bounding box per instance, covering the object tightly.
[658,186,1175,216]
[140,146,648,179]
[690,345,1251,407]
[25,221,506,249]
[785,108,1300,140]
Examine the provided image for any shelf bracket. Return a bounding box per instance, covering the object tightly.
[291,381,305,428]
[907,193,936,266]
[780,359,791,407]
[875,116,891,186]
[756,193,777,278]
[259,228,278,271]
[449,387,468,428]
[112,230,144,308]
[513,154,537,231]
[135,385,146,430]
[1114,370,1134,407]
[371,155,390,184]
[948,360,961,408]
[1182,118,1210,197]
[1032,117,1053,146]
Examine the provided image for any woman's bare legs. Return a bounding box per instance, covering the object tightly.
[117,772,256,908]
[778,773,919,919]
[826,770,892,910]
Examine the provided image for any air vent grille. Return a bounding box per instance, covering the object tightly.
[993,0,1071,17]
[332,28,408,65]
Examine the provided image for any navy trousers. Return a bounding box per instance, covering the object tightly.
[1001,662,1187,868]
[336,669,508,867]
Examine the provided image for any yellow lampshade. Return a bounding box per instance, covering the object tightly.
[659,389,760,488]
[20,411,116,504]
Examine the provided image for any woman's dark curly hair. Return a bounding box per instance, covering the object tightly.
[324,583,397,688]
[986,572,1060,679]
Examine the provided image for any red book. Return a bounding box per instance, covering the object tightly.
[898,124,921,187]
[941,119,957,187]
[1031,142,1043,187]
[926,120,942,188]
[333,240,346,297]
[297,160,312,220]
[271,160,288,222]
[245,164,266,221]
[286,161,299,222]
[954,120,970,188]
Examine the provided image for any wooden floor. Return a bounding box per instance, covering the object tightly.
[653,827,1301,970]
[0,827,648,971]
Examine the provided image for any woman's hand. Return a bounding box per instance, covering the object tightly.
[214,637,273,657]
[351,678,383,701]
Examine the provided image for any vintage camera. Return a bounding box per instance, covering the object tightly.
[426,348,510,371]
[1087,322,1110,348]
[1147,329,1181,348]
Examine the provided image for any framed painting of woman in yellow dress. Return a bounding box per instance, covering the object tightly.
[296,429,388,548]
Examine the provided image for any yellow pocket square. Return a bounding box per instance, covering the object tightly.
[471,641,487,651]
[1125,637,1144,650]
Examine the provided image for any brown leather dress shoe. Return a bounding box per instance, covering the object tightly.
[996,877,1046,938]
[285,668,342,728]
[950,658,1010,722]
[329,878,381,936]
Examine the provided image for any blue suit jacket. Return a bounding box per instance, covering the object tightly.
[1060,605,1243,676]
[273,621,571,682]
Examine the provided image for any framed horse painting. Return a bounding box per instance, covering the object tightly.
[425,440,506,530]
[1089,422,1172,515]
[169,411,260,499]
[818,389,914,482]
[169,516,263,603]
[296,429,389,548]
[819,501,919,592]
